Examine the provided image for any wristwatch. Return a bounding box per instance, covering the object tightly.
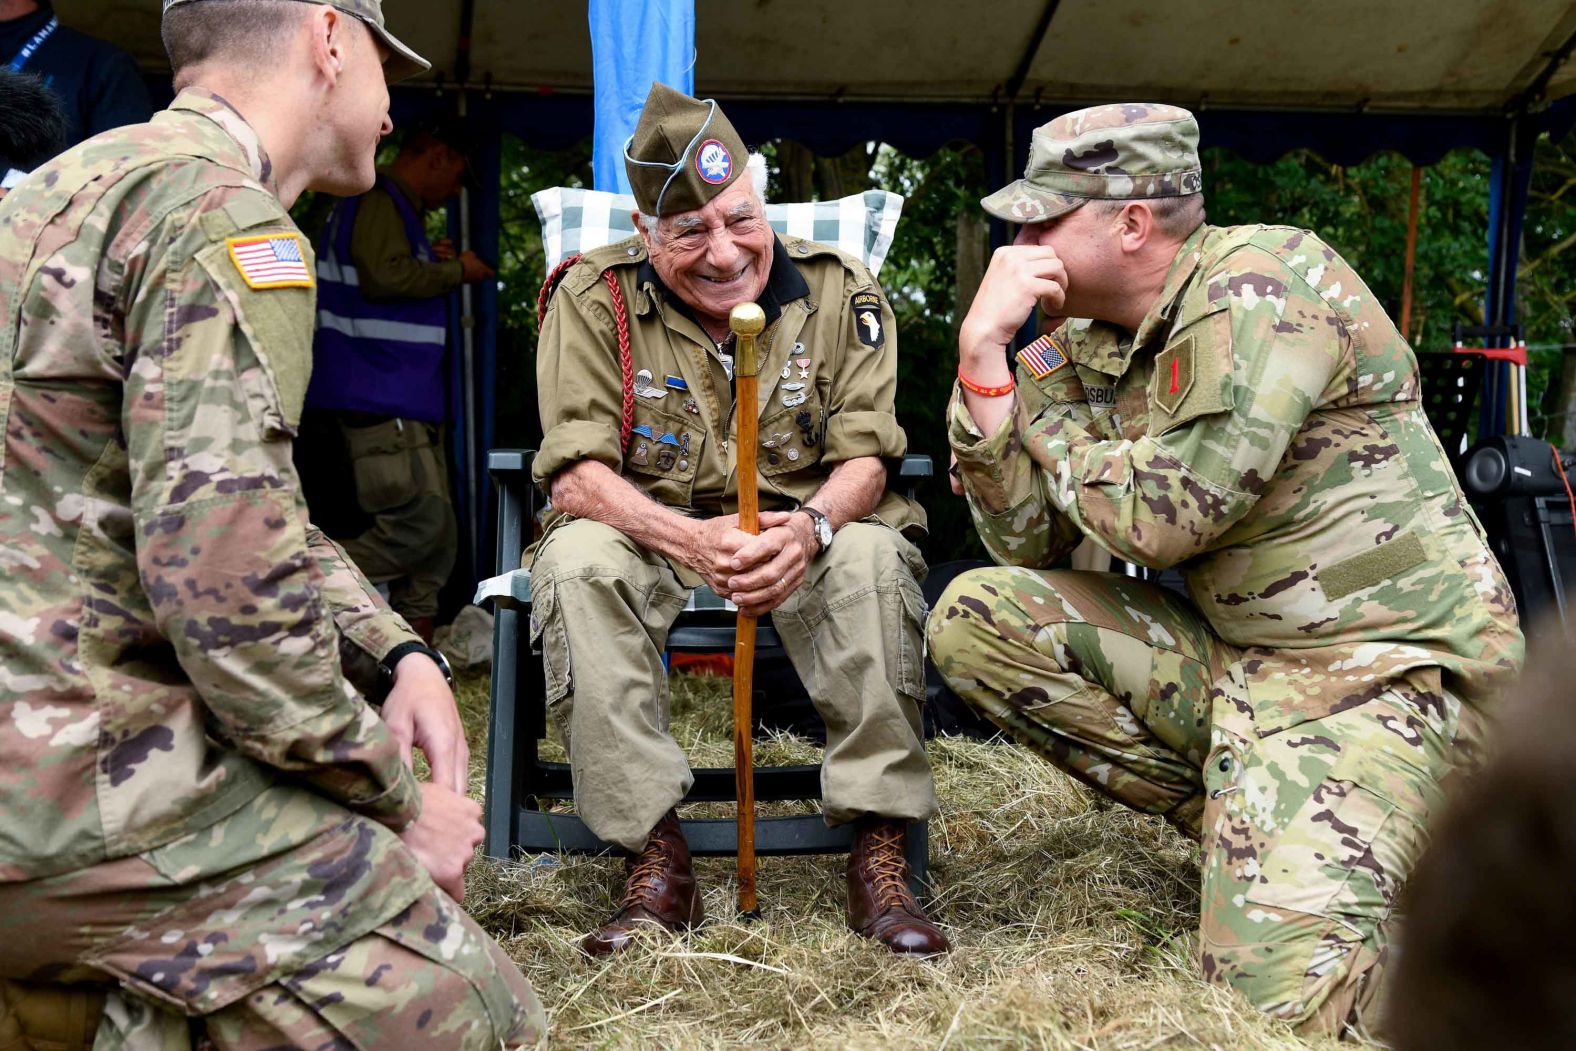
[373,642,454,707]
[801,507,834,556]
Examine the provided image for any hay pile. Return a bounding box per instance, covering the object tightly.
[454,670,1360,1050]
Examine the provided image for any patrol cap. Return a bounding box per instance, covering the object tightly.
[982,102,1202,224]
[624,83,748,219]
[161,0,431,84]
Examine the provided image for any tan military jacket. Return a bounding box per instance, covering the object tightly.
[952,223,1523,729]
[0,90,422,881]
[534,235,923,571]
[350,169,463,302]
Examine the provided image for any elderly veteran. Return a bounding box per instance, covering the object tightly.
[926,103,1523,1035]
[0,1,542,1046]
[532,83,945,957]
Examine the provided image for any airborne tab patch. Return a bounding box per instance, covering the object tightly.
[851,291,885,348]
[227,234,313,290]
[1016,335,1068,380]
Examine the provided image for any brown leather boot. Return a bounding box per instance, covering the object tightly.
[407,616,436,645]
[847,818,949,956]
[583,811,703,956]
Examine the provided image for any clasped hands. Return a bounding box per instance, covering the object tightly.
[380,651,482,902]
[683,510,816,618]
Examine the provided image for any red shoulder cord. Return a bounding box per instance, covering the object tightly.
[537,254,636,451]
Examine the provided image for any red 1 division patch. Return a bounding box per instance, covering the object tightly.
[1153,336,1195,415]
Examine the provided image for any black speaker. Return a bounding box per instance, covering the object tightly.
[1463,438,1576,631]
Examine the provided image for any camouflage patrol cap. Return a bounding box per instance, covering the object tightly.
[982,103,1202,224]
[624,83,749,218]
[162,0,431,83]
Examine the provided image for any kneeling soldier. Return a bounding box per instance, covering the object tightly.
[928,103,1523,1035]
[0,1,544,1045]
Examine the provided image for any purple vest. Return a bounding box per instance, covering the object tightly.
[306,176,448,421]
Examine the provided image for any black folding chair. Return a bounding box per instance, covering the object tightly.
[480,449,933,894]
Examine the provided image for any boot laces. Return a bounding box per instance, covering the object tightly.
[864,827,916,910]
[621,838,672,907]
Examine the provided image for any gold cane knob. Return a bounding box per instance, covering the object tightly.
[729,302,766,378]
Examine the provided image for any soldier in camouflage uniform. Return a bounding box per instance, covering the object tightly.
[926,103,1524,1036]
[0,1,543,1047]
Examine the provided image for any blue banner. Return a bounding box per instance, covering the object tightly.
[589,0,695,193]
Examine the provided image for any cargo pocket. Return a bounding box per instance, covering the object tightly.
[893,580,929,705]
[1242,745,1439,924]
[345,419,419,514]
[623,405,702,507]
[528,577,572,708]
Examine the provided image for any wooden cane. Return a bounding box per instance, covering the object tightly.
[728,301,766,918]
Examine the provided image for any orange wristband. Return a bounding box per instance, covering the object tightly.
[958,369,1015,397]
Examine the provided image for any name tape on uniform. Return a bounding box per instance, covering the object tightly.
[227,234,313,290]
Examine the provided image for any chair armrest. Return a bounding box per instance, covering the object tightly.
[489,449,538,576]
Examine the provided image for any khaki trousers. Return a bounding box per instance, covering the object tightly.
[341,417,457,621]
[529,518,936,852]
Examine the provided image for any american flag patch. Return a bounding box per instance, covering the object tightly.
[1016,335,1069,379]
[227,234,313,290]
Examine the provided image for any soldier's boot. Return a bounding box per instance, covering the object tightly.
[407,616,436,645]
[583,810,703,956]
[0,980,107,1051]
[846,818,949,956]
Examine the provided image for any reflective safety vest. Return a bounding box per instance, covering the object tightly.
[307,175,448,422]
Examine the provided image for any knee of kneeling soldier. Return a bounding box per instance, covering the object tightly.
[1201,907,1385,1036]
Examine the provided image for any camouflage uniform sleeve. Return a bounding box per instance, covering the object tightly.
[948,361,1087,567]
[821,267,907,463]
[1026,251,1341,568]
[306,524,422,696]
[532,269,627,485]
[121,192,421,828]
[349,187,463,302]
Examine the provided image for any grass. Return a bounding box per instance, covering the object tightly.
[452,668,1359,1050]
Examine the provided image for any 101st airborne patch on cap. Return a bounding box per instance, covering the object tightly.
[227,233,313,290]
[1016,334,1069,379]
[852,291,884,348]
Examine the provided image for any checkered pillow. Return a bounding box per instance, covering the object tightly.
[531,187,904,277]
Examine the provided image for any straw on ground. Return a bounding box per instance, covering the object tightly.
[454,669,1363,1050]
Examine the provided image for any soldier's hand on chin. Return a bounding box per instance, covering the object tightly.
[399,783,485,903]
[724,511,809,616]
[959,244,1067,362]
[381,652,469,794]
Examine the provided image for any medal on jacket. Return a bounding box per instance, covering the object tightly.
[795,409,818,447]
[629,424,655,467]
[782,391,808,408]
[634,369,666,399]
[677,433,692,472]
[656,432,680,471]
[796,357,812,379]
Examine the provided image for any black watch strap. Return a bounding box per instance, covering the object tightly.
[373,642,454,707]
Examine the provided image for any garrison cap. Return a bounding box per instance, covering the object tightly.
[982,103,1202,224]
[162,0,431,83]
[624,83,748,219]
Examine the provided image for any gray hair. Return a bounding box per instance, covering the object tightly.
[638,151,768,235]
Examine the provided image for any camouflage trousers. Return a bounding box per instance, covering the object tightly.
[927,568,1473,1037]
[0,786,545,1049]
[341,416,457,621]
[529,517,935,852]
